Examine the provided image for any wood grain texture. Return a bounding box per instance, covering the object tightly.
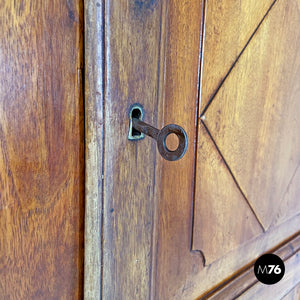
[101,0,165,299]
[153,1,204,299]
[184,0,300,296]
[84,0,300,299]
[281,282,300,300]
[202,0,300,229]
[204,233,300,300]
[0,1,84,299]
[239,249,300,299]
[84,1,204,298]
[180,215,300,299]
[200,0,275,113]
[271,162,300,228]
[192,122,263,264]
[84,1,103,299]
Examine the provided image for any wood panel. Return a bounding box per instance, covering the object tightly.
[200,0,275,113]
[0,1,84,299]
[271,162,300,228]
[85,0,204,298]
[201,0,300,229]
[185,0,300,296]
[239,249,300,299]
[192,122,263,265]
[179,215,300,299]
[101,0,166,299]
[281,282,300,300]
[85,0,300,299]
[204,233,300,299]
[153,1,204,299]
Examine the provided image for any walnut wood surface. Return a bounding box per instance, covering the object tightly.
[201,0,300,230]
[271,162,300,228]
[84,1,104,299]
[200,0,275,113]
[85,0,205,298]
[205,233,300,299]
[189,0,300,297]
[181,215,300,299]
[84,0,300,299]
[153,1,204,299]
[192,122,263,264]
[239,249,300,299]
[188,0,300,296]
[101,1,165,299]
[281,282,300,300]
[0,1,84,298]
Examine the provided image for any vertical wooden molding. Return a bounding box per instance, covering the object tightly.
[102,0,163,298]
[84,1,104,299]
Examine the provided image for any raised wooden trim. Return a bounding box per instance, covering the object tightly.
[84,1,104,299]
[201,232,300,299]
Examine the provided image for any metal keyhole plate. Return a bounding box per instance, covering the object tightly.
[128,104,145,141]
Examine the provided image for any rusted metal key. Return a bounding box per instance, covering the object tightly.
[132,118,188,161]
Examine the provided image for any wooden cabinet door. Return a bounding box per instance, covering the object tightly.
[84,0,300,299]
[0,1,84,299]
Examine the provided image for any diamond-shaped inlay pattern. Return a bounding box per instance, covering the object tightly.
[200,0,275,112]
[202,0,300,229]
[192,123,263,265]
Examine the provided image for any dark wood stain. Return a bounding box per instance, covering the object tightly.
[132,0,158,18]
[134,0,157,10]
